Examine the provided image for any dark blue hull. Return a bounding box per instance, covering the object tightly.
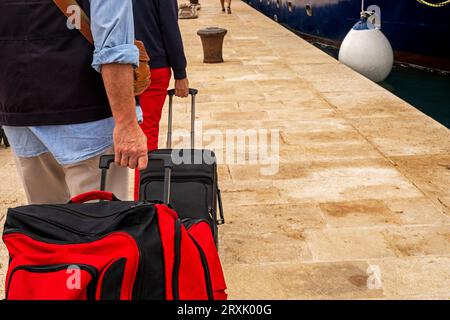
[244,0,450,70]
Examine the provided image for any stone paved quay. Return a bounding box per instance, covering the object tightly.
[1,1,450,299]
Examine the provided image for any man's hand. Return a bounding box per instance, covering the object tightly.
[101,63,149,170]
[175,78,189,97]
[113,121,148,170]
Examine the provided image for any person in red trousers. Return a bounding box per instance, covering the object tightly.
[133,0,190,199]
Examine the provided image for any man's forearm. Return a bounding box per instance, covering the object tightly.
[91,0,148,170]
[101,63,136,125]
[101,63,148,170]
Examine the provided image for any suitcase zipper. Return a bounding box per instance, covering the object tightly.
[141,177,213,184]
[143,180,212,221]
[142,178,213,211]
[172,219,182,300]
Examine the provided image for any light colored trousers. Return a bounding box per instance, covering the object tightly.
[14,148,128,204]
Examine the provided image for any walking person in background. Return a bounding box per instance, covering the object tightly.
[132,0,190,199]
[0,0,147,204]
[220,0,232,14]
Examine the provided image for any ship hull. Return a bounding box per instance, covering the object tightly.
[244,0,450,71]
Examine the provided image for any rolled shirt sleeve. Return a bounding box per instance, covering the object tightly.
[90,0,139,72]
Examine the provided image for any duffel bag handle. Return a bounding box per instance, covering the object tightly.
[69,191,120,204]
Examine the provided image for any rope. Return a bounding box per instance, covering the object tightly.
[416,0,450,7]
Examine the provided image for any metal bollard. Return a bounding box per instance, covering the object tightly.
[197,27,228,63]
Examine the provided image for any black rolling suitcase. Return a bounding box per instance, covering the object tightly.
[138,89,225,242]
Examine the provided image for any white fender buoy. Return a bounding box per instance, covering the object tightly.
[339,16,393,82]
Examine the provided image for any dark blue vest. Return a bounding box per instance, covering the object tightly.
[0,0,111,126]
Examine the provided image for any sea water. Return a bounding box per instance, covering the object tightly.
[315,43,450,129]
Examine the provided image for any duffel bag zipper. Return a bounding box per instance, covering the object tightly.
[189,235,214,300]
[41,203,154,218]
[183,217,218,244]
[6,264,98,300]
[5,203,156,237]
[181,218,209,231]
[132,245,145,300]
[172,219,182,300]
[6,211,94,236]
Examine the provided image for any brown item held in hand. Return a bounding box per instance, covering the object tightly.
[52,0,151,96]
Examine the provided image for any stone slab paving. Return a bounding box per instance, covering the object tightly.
[0,1,449,299]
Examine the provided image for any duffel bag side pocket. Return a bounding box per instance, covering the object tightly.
[187,220,228,300]
[3,232,140,301]
[6,263,98,300]
[96,258,127,300]
[155,204,211,300]
[6,258,131,301]
[154,204,177,300]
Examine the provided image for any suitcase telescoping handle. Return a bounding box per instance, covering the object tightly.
[99,153,174,205]
[166,88,198,149]
[99,155,116,193]
[147,153,174,205]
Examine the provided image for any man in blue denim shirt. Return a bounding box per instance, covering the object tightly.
[0,0,146,203]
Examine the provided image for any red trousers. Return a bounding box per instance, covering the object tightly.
[134,67,171,200]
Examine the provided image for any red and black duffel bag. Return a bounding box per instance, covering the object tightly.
[2,155,227,300]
